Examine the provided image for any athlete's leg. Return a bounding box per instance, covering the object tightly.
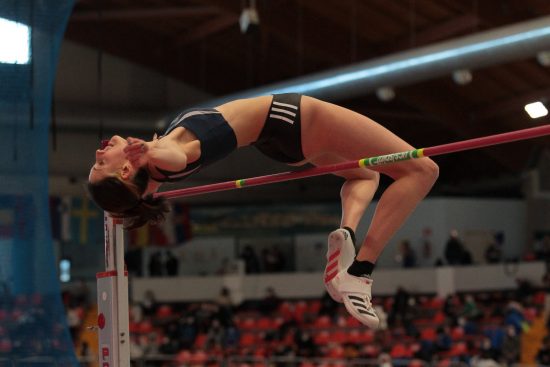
[302,97,439,265]
[302,98,438,328]
[311,155,379,303]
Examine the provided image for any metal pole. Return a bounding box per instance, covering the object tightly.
[97,215,130,367]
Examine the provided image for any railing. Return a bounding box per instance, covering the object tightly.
[74,355,471,367]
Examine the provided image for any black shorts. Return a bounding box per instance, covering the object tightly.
[254,93,305,163]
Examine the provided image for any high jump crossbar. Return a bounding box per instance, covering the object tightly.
[155,124,550,200]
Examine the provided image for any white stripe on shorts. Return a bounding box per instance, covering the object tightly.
[273,101,298,110]
[271,107,296,117]
[269,114,294,124]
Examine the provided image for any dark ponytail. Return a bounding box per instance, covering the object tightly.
[87,168,169,230]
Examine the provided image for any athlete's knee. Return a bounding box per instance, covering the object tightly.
[417,158,439,185]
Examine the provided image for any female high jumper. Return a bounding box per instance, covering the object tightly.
[87,93,439,328]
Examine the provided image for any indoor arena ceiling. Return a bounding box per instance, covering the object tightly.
[64,0,550,197]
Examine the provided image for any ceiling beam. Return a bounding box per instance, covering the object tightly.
[174,13,239,47]
[70,6,221,21]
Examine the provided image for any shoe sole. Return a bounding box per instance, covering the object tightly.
[333,271,380,329]
[324,229,355,303]
[342,292,380,329]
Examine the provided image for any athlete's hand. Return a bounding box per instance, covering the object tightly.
[124,137,150,169]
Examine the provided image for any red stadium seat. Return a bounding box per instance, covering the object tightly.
[191,350,208,364]
[451,326,464,341]
[314,330,331,345]
[241,317,257,330]
[313,315,332,329]
[278,301,294,320]
[194,333,207,348]
[257,317,274,330]
[240,332,257,347]
[156,305,173,318]
[137,320,153,333]
[420,327,437,341]
[326,345,345,358]
[409,359,425,367]
[308,300,321,314]
[534,291,546,305]
[432,311,446,323]
[357,329,375,343]
[332,330,348,344]
[345,315,361,327]
[443,342,468,358]
[390,343,412,358]
[294,301,308,322]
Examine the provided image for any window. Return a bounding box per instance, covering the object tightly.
[0,18,30,64]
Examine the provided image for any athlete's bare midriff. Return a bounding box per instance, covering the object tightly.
[215,95,318,164]
[215,96,273,147]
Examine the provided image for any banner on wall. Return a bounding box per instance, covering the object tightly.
[190,203,341,236]
[49,197,193,247]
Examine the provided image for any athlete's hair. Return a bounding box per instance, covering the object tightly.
[87,168,168,230]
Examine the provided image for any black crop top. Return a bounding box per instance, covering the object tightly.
[152,108,237,182]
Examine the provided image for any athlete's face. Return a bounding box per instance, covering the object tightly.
[89,135,133,183]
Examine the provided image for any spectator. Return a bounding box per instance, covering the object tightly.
[516,277,535,301]
[534,235,550,263]
[434,325,452,352]
[125,247,143,276]
[484,240,502,264]
[395,240,416,268]
[445,229,472,265]
[501,325,520,365]
[262,245,286,272]
[224,320,240,348]
[471,337,500,367]
[461,294,483,321]
[141,290,158,317]
[178,316,198,349]
[294,329,318,357]
[420,227,434,267]
[504,301,525,334]
[240,245,260,274]
[388,286,410,326]
[445,230,464,265]
[66,305,82,341]
[443,294,460,324]
[165,251,179,276]
[205,319,225,348]
[73,279,90,307]
[319,291,338,317]
[259,287,281,315]
[148,251,163,276]
[216,287,234,326]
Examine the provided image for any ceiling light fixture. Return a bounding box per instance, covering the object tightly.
[376,87,395,102]
[239,0,260,34]
[452,69,473,85]
[536,51,550,67]
[524,101,548,119]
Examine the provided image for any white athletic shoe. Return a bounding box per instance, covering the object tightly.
[324,228,356,303]
[331,270,379,329]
